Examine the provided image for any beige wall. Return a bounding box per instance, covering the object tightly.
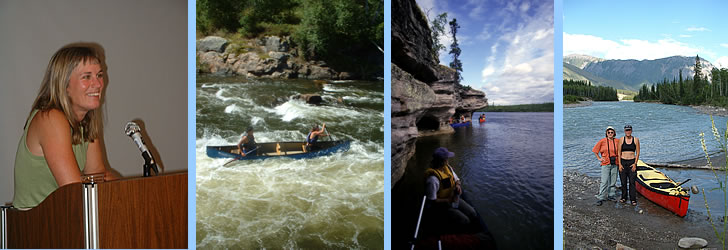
[0,0,187,204]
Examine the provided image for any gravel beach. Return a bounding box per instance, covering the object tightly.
[564,100,593,108]
[564,170,720,249]
[692,105,728,117]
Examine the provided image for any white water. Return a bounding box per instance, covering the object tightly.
[196,77,384,248]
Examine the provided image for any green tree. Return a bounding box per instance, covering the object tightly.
[448,18,463,83]
[430,12,448,64]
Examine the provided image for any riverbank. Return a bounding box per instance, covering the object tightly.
[196,35,382,80]
[480,102,553,112]
[692,105,728,117]
[564,170,719,249]
[564,100,592,108]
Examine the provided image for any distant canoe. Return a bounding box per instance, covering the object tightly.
[450,121,472,128]
[206,140,350,160]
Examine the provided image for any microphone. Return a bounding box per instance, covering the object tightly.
[125,121,159,176]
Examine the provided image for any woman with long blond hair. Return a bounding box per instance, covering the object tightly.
[13,45,116,208]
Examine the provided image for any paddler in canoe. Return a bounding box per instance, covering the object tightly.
[237,126,257,157]
[460,114,467,123]
[617,124,640,206]
[425,147,477,225]
[305,123,329,151]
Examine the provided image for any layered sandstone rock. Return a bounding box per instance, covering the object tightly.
[391,0,488,187]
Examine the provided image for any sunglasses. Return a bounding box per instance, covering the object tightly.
[625,129,632,131]
[607,131,615,134]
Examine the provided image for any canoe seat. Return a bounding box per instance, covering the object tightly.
[649,182,676,189]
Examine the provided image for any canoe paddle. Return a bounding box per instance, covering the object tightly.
[223,146,259,166]
[324,127,335,141]
[676,178,691,187]
[411,195,427,250]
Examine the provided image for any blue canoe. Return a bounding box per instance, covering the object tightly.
[206,140,350,160]
[450,121,472,128]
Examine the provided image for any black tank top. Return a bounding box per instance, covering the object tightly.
[622,137,636,152]
[243,133,256,149]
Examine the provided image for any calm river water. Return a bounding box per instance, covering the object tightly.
[565,101,728,218]
[392,112,554,249]
[195,75,384,249]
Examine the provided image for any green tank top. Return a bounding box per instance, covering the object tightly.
[12,109,88,208]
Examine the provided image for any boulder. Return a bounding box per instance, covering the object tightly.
[264,36,290,52]
[268,51,289,66]
[196,36,229,53]
[678,237,707,249]
[198,51,230,75]
[293,94,323,105]
[338,71,355,80]
[308,65,334,79]
[616,243,635,250]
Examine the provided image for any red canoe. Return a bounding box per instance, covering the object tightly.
[635,161,690,217]
[479,118,485,123]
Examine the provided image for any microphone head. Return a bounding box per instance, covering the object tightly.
[125,121,141,136]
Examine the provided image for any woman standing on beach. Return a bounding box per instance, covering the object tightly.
[617,125,640,205]
[12,45,116,209]
[591,126,619,206]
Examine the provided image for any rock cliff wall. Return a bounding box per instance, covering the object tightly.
[391,0,488,187]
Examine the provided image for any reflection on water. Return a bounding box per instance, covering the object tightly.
[393,112,554,249]
[196,76,384,248]
[565,101,728,217]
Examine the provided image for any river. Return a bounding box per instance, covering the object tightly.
[195,75,384,249]
[392,112,554,249]
[564,101,728,218]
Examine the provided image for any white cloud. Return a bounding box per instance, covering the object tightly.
[716,56,728,68]
[482,66,495,78]
[679,34,692,38]
[520,2,530,12]
[721,43,728,48]
[479,1,554,105]
[687,27,710,32]
[564,33,713,60]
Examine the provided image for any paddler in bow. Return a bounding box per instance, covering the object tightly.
[237,126,257,157]
[305,123,329,151]
[424,147,477,225]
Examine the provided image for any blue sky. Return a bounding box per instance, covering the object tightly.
[564,0,728,68]
[416,0,554,105]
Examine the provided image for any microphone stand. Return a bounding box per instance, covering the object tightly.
[141,151,159,177]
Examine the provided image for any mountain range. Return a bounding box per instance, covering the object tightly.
[563,54,716,91]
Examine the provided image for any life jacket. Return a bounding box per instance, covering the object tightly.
[243,133,256,149]
[425,165,456,199]
[306,132,319,144]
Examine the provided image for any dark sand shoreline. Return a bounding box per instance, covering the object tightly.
[564,170,720,249]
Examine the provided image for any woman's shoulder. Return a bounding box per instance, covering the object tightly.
[29,109,70,132]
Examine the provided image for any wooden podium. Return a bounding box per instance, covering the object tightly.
[1,172,187,249]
